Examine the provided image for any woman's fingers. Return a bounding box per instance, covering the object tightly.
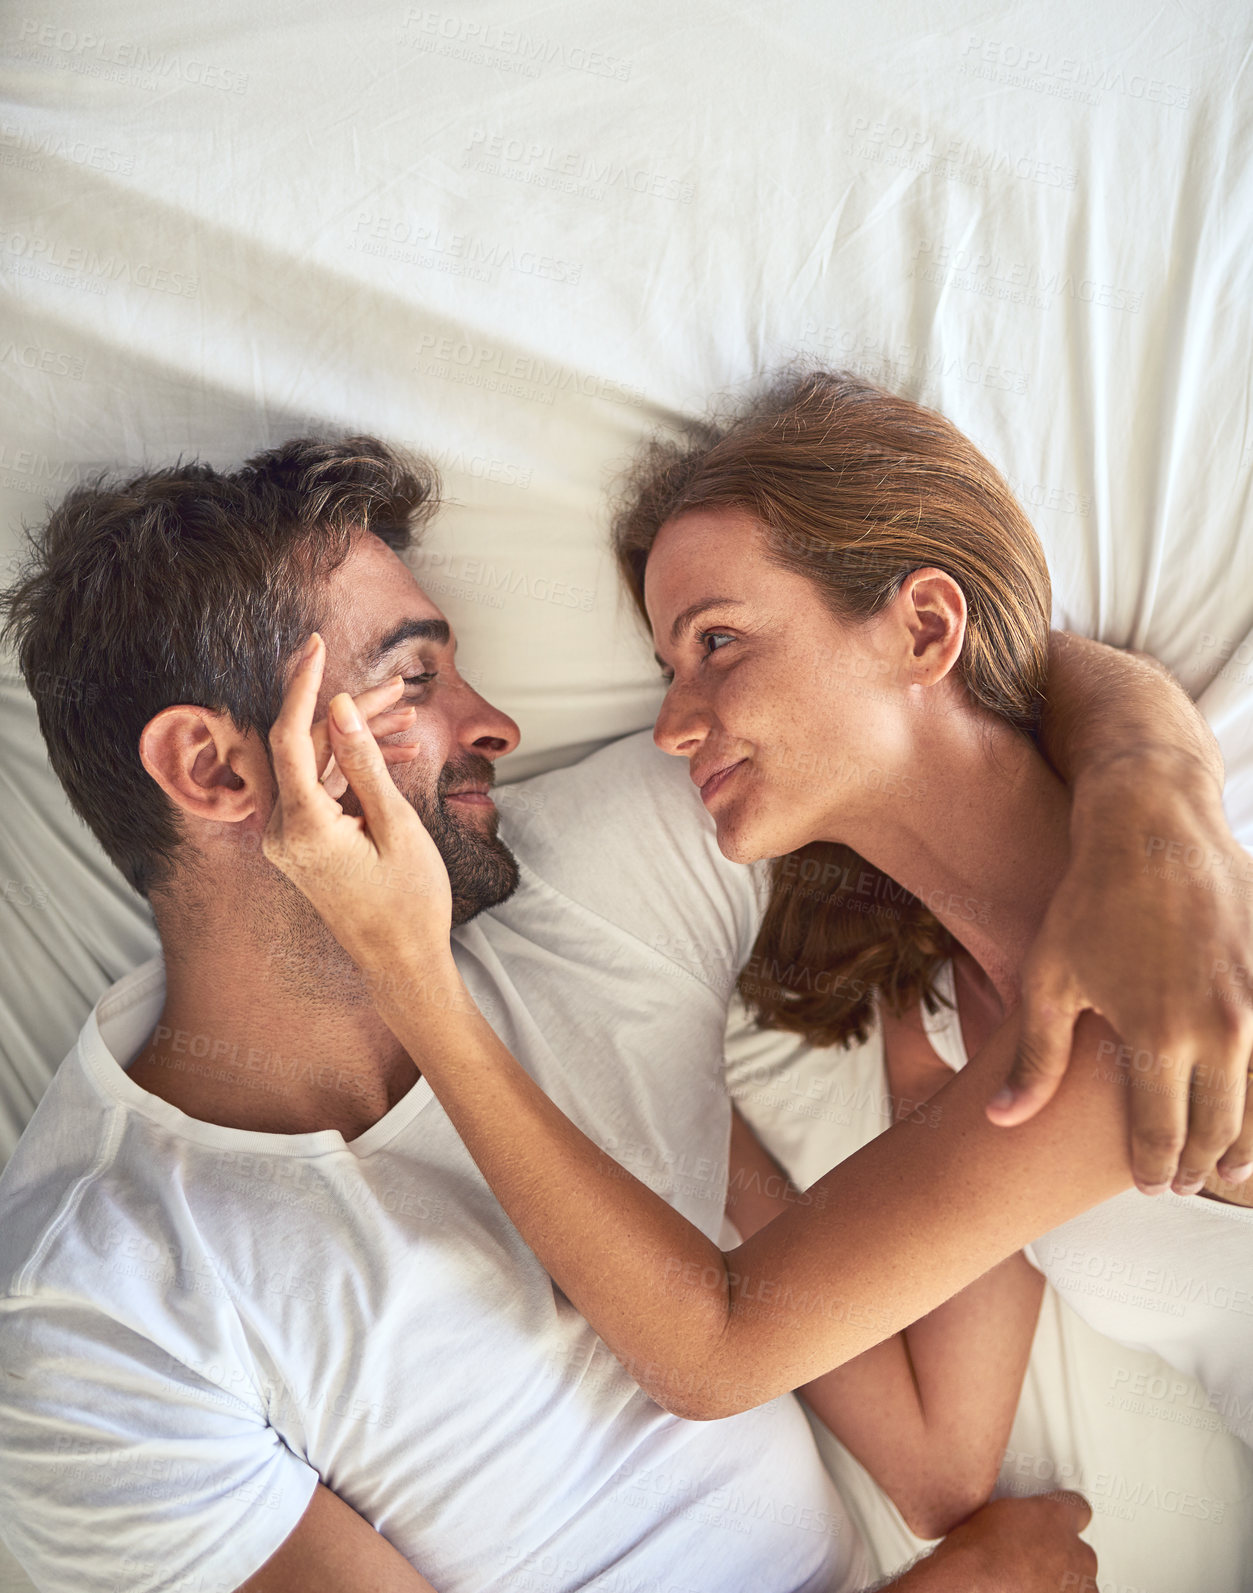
[267,633,328,828]
[368,706,417,739]
[261,635,454,971]
[325,692,410,851]
[319,738,419,803]
[310,681,410,781]
[317,704,418,800]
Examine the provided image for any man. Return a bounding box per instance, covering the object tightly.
[0,435,1245,1592]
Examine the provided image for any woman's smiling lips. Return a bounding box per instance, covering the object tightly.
[696,759,746,805]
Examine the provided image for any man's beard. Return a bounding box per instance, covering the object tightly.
[255,749,521,1004]
[416,751,520,926]
[336,749,519,925]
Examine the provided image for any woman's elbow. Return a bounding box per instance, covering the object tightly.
[640,1361,768,1423]
[894,1472,998,1541]
[656,1388,731,1422]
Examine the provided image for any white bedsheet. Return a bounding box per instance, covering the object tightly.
[725,999,1253,1592]
[2,3,1252,1589]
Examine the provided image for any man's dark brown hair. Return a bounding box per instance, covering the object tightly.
[1,436,438,899]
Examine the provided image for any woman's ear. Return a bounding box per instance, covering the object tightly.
[139,705,268,825]
[898,568,967,685]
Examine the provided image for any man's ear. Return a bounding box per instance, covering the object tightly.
[139,705,269,825]
[898,568,967,685]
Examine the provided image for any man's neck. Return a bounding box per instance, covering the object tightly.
[128,916,423,1140]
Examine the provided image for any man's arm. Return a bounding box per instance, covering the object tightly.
[1040,631,1224,785]
[239,1484,438,1592]
[882,1493,1098,1592]
[995,629,1253,1196]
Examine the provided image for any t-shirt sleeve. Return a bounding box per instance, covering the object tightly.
[498,729,768,996]
[0,1297,320,1593]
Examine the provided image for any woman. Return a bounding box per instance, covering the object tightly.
[262,372,1253,1505]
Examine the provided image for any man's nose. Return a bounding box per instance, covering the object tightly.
[456,685,520,760]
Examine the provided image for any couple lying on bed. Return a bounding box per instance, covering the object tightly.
[1,370,1250,1593]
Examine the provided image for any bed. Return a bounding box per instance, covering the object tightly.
[2,2,1252,1587]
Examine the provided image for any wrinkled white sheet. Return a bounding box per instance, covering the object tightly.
[726,999,1253,1592]
[2,2,1252,1588]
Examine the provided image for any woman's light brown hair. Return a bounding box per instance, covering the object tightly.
[613,367,1052,1046]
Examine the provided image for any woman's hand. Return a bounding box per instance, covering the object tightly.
[262,632,456,977]
[310,675,422,803]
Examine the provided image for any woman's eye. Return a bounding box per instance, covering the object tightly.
[656,630,734,683]
[403,671,437,690]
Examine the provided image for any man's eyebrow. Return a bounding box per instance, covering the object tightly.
[667,597,744,646]
[365,617,452,671]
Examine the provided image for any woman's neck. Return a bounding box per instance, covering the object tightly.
[820,702,1073,1012]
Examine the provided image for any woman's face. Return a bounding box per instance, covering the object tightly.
[644,506,954,863]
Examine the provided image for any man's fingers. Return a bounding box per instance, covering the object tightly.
[1216,1062,1253,1183]
[1173,1043,1250,1194]
[986,972,1078,1127]
[1122,1043,1192,1194]
[1048,1489,1093,1534]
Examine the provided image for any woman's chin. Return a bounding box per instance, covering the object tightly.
[713,802,823,867]
[711,808,774,866]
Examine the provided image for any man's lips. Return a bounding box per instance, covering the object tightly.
[696,760,746,805]
[444,785,496,809]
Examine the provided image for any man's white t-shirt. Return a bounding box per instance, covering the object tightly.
[0,731,868,1593]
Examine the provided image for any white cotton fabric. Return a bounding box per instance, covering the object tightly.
[4,0,1253,1146]
[725,973,1253,1591]
[910,970,1253,1453]
[0,732,867,1593]
[3,4,1253,1589]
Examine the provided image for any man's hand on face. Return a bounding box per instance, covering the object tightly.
[988,748,1253,1196]
[895,1491,1097,1592]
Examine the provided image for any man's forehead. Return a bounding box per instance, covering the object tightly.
[321,533,452,674]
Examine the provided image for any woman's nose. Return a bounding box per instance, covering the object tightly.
[652,681,707,758]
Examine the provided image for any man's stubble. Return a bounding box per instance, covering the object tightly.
[255,749,520,1007]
